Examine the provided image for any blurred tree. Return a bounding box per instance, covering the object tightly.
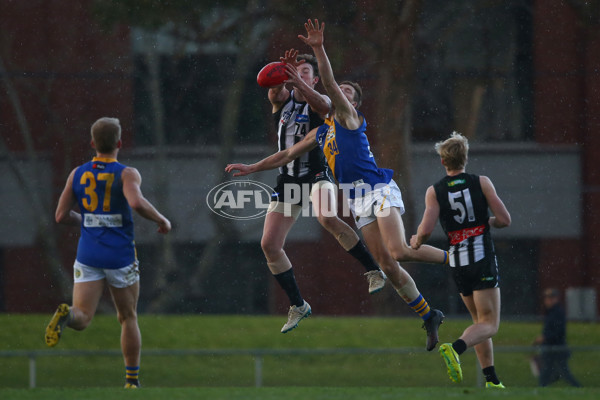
[567,0,600,27]
[0,55,73,301]
[0,2,136,312]
[93,0,275,311]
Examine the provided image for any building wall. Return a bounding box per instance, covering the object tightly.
[533,0,600,314]
[0,0,133,312]
[0,0,597,317]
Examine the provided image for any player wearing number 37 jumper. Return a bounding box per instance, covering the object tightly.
[45,117,171,389]
[411,132,511,388]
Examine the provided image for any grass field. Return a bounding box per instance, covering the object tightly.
[1,313,599,399]
[1,387,600,400]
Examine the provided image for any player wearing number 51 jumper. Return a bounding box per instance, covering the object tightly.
[411,132,511,388]
[45,117,171,389]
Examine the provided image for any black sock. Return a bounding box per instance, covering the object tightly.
[273,269,304,307]
[452,339,467,355]
[482,366,500,384]
[347,241,379,272]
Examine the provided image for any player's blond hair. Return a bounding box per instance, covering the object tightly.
[435,131,468,171]
[91,117,121,153]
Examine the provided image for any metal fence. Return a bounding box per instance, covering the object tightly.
[1,345,596,388]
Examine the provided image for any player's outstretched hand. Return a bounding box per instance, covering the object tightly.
[283,63,303,86]
[409,235,422,250]
[225,163,254,177]
[157,218,171,234]
[298,18,324,48]
[280,48,303,67]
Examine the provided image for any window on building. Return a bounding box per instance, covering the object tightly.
[412,0,533,142]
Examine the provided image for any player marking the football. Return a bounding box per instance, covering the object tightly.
[227,19,447,350]
[239,47,388,334]
[45,117,171,388]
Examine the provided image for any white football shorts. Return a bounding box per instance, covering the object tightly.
[73,260,140,288]
[267,180,336,219]
[348,179,405,230]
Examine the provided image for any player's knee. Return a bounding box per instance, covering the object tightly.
[370,248,393,268]
[390,237,417,261]
[378,264,396,280]
[317,215,339,231]
[72,313,93,331]
[479,317,500,336]
[260,237,282,258]
[483,323,499,339]
[491,325,499,336]
[389,246,409,261]
[375,257,398,276]
[117,310,137,325]
[489,321,500,336]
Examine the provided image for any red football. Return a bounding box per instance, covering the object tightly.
[257,62,288,88]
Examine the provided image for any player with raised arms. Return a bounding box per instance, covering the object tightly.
[246,47,389,335]
[227,19,446,350]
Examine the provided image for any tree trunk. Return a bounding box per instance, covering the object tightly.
[369,0,421,315]
[0,55,72,300]
[187,0,267,301]
[147,0,269,311]
[143,41,180,311]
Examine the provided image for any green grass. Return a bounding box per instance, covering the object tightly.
[1,387,600,400]
[0,313,598,393]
